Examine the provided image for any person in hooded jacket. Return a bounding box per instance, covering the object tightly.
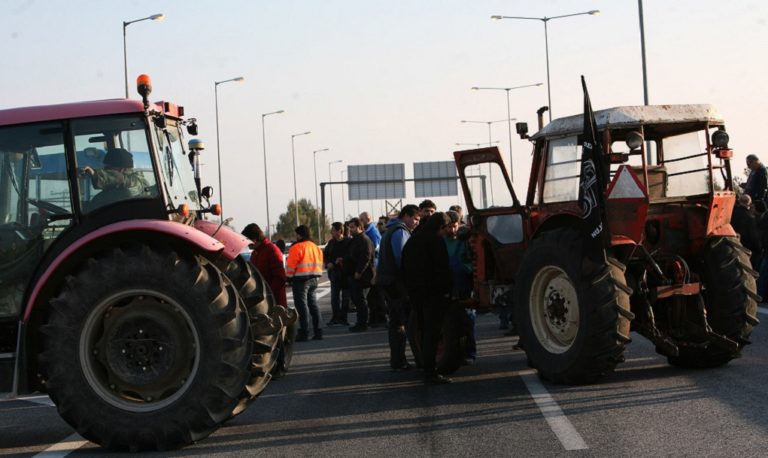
[376,204,420,371]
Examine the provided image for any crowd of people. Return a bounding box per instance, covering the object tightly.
[241,198,476,386]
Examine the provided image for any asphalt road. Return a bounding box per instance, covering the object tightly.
[2,281,768,457]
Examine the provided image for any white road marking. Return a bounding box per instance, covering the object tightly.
[19,395,55,407]
[757,306,768,316]
[520,370,588,451]
[33,433,89,458]
[287,286,330,304]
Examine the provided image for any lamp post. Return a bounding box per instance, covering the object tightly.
[214,76,244,222]
[261,109,284,239]
[340,169,347,222]
[470,84,541,182]
[313,148,329,241]
[123,13,164,98]
[291,131,312,228]
[491,10,600,121]
[328,160,343,222]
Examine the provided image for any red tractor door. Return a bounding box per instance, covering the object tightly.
[454,147,529,308]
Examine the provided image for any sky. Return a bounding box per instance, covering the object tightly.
[2,0,767,235]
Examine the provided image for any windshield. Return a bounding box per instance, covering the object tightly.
[660,131,711,197]
[153,120,200,211]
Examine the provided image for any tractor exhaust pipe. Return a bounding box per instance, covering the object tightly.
[537,106,549,130]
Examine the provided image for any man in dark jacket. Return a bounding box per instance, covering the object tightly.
[324,222,350,326]
[376,204,420,371]
[346,217,375,332]
[732,194,761,269]
[742,154,768,213]
[402,212,453,385]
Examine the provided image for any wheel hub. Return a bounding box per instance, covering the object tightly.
[82,292,199,411]
[529,266,580,354]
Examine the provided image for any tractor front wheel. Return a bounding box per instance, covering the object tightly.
[40,246,251,451]
[514,228,633,384]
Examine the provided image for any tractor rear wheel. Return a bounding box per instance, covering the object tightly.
[40,246,251,451]
[224,257,282,416]
[668,236,760,368]
[514,228,633,384]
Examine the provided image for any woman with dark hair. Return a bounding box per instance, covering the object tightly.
[401,212,453,385]
[242,223,287,307]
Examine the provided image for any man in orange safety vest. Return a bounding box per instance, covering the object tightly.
[286,225,325,341]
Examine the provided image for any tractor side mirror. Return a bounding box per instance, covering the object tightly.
[201,186,214,200]
[187,118,198,136]
[29,148,42,169]
[516,122,529,139]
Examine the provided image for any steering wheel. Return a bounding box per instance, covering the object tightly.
[28,198,70,216]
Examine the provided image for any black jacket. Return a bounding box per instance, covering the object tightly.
[732,205,761,269]
[401,231,451,296]
[324,237,349,282]
[345,232,374,285]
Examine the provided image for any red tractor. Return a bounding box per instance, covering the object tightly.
[454,104,759,383]
[0,75,295,450]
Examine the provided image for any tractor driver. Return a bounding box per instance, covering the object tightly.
[81,148,148,209]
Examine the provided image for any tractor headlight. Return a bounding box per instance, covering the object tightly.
[626,131,644,150]
[712,130,729,148]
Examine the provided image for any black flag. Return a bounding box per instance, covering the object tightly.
[578,76,608,261]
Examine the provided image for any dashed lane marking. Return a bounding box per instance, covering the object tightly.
[520,370,589,451]
[32,433,89,458]
[758,306,768,316]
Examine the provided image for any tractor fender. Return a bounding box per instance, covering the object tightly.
[22,219,228,322]
[193,219,252,260]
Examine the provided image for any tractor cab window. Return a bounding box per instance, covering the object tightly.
[465,161,515,210]
[543,135,580,203]
[0,122,71,318]
[659,131,712,197]
[73,115,158,212]
[153,121,200,211]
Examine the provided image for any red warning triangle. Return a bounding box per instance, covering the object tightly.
[607,165,648,200]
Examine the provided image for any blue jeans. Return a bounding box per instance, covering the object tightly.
[292,277,320,334]
[330,279,350,321]
[349,277,369,326]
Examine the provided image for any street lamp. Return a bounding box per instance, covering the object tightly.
[313,148,329,241]
[123,13,164,98]
[491,10,600,121]
[214,76,245,222]
[329,160,343,221]
[291,131,312,228]
[261,109,284,239]
[470,84,541,181]
[340,169,348,222]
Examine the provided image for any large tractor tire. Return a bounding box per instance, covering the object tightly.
[668,236,760,368]
[514,228,633,384]
[39,245,252,451]
[408,303,469,375]
[223,257,282,416]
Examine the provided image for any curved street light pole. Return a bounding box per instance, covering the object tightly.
[471,84,541,182]
[291,131,312,228]
[491,10,600,122]
[123,13,164,98]
[313,148,329,242]
[214,76,244,222]
[261,110,284,239]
